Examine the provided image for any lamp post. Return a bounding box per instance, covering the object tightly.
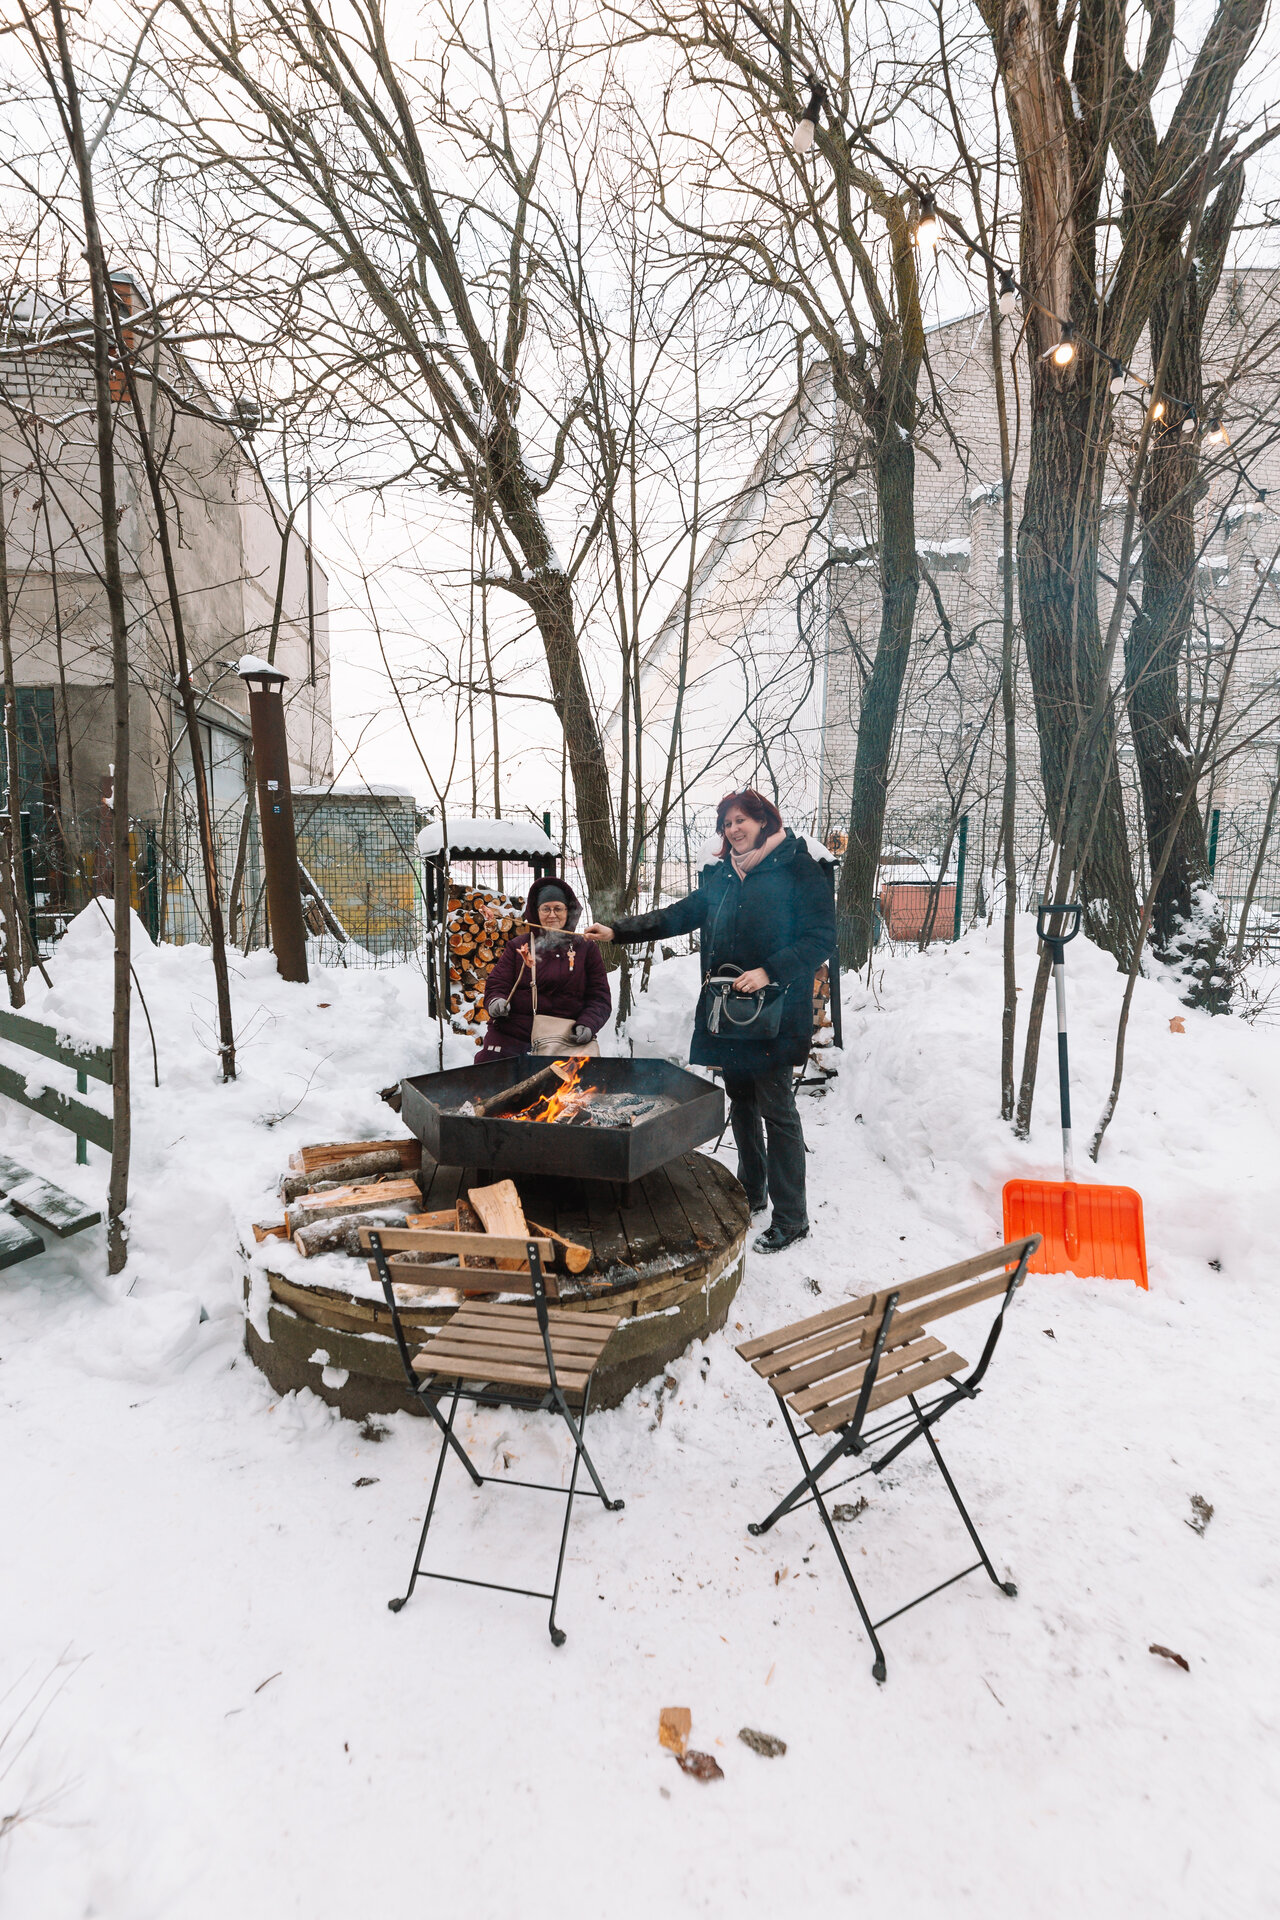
[238,655,309,984]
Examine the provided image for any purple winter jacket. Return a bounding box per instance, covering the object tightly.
[475,876,611,1061]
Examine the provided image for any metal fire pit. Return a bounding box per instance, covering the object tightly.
[400,1055,725,1184]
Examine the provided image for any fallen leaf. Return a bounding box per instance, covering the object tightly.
[739,1727,787,1757]
[1187,1494,1214,1536]
[353,1476,379,1488]
[1169,1016,1186,1033]
[1150,1643,1190,1672]
[1043,1329,1055,1340]
[773,1566,789,1585]
[658,1707,691,1756]
[833,1498,868,1523]
[675,1749,723,1782]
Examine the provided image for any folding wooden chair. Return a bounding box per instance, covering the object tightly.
[362,1227,625,1645]
[736,1235,1041,1682]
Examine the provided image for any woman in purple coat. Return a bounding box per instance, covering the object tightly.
[475,876,612,1061]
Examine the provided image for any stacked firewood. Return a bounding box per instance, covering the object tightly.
[252,1142,591,1277]
[813,963,833,1036]
[445,882,524,1037]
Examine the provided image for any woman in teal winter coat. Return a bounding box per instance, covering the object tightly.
[585,789,835,1254]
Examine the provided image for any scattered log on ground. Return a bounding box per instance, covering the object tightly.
[525,1218,592,1274]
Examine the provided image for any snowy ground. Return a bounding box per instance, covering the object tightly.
[1,912,1278,1918]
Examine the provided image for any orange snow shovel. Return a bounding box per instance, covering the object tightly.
[1002,903,1148,1289]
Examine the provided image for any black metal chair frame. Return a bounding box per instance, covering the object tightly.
[746,1239,1036,1682]
[367,1232,624,1646]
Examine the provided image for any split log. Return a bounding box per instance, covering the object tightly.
[286,1177,422,1237]
[253,1220,290,1243]
[295,1207,410,1259]
[525,1218,592,1274]
[468,1178,529,1272]
[456,1196,496,1270]
[288,1137,418,1175]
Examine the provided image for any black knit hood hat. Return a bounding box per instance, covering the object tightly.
[524,875,583,930]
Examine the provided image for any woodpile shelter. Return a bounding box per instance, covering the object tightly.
[417,817,559,1030]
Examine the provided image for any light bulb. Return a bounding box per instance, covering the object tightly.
[1044,323,1076,367]
[1109,360,1126,395]
[915,192,939,251]
[1205,418,1229,446]
[792,81,823,155]
[998,270,1018,318]
[1181,413,1197,435]
[1150,399,1166,421]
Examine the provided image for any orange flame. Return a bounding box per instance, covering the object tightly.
[506,1052,594,1121]
[512,1054,593,1123]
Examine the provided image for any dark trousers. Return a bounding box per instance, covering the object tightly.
[722,1064,808,1234]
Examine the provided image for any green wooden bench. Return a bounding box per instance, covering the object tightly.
[0,1008,111,1268]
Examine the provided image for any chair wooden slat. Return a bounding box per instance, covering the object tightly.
[768,1330,936,1399]
[805,1350,966,1435]
[449,1304,620,1343]
[359,1226,554,1262]
[737,1239,1035,1367]
[413,1350,593,1392]
[788,1336,948,1417]
[426,1327,613,1369]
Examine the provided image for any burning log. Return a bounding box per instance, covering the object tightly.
[475,1056,583,1118]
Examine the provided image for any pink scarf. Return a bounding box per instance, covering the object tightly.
[730,825,785,881]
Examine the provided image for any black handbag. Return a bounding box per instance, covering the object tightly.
[702,965,786,1039]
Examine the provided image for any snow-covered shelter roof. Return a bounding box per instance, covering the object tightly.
[416,816,556,859]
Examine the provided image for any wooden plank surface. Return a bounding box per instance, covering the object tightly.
[665,1154,722,1249]
[0,1211,44,1269]
[0,1007,112,1083]
[0,1061,112,1152]
[805,1350,966,1434]
[0,1152,100,1236]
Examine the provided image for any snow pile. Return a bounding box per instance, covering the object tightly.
[1,911,1277,1916]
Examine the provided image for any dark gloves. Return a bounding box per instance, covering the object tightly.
[489,997,512,1020]
[570,1024,593,1043]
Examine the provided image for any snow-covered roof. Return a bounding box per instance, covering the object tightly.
[295,784,415,801]
[416,816,556,858]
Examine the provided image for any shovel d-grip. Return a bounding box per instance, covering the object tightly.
[1036,902,1082,1202]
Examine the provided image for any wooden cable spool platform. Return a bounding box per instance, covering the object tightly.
[243,1149,749,1418]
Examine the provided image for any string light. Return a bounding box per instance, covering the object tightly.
[792,80,824,156]
[1043,322,1076,367]
[767,55,1266,504]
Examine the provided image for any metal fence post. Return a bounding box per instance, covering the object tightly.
[1208,807,1221,876]
[952,813,969,941]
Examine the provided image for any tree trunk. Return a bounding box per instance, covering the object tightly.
[836,422,919,968]
[0,486,31,1003]
[47,0,132,1271]
[1018,360,1138,963]
[1123,179,1241,1011]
